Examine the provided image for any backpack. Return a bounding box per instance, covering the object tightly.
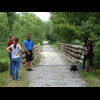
[70,64,78,72]
[77,63,83,71]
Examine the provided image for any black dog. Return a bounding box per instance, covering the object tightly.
[70,64,78,72]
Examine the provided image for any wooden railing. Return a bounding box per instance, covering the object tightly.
[58,43,85,63]
[21,43,40,65]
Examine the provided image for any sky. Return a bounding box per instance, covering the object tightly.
[32,12,50,22]
[17,12,51,22]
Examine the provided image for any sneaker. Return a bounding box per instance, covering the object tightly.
[26,68,33,71]
[29,68,34,71]
[26,69,30,71]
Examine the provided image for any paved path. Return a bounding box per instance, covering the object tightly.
[27,44,87,87]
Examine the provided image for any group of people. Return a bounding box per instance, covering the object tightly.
[6,33,93,80]
[6,34,34,80]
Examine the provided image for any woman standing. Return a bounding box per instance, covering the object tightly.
[6,37,21,80]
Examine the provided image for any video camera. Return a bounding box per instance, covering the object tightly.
[82,36,88,47]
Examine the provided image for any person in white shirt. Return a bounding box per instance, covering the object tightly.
[6,37,21,80]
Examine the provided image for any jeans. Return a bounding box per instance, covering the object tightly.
[11,57,20,80]
[9,53,12,75]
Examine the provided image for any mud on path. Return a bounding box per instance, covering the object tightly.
[27,44,87,87]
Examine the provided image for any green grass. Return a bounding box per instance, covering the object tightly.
[0,45,43,87]
[80,69,100,87]
[0,59,41,87]
[50,43,100,87]
[49,41,58,52]
[0,66,29,87]
[0,47,29,87]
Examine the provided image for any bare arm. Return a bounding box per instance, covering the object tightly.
[16,44,22,56]
[6,45,12,53]
[23,47,30,55]
[23,47,28,53]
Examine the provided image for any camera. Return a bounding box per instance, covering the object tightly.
[82,36,88,47]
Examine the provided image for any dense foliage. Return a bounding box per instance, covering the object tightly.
[45,12,100,69]
[0,12,100,72]
[46,12,100,43]
[0,59,9,72]
[0,12,45,72]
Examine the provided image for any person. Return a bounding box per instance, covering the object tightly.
[83,39,93,72]
[6,37,21,80]
[23,34,34,71]
[8,35,14,76]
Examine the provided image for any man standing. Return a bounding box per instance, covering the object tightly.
[23,34,34,71]
[8,35,14,75]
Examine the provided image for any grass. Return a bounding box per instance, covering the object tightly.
[80,69,100,87]
[2,43,100,87]
[50,42,100,87]
[0,45,43,87]
[0,66,29,87]
[0,57,42,87]
[49,42,58,52]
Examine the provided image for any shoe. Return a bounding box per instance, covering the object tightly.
[29,68,34,71]
[26,68,33,71]
[26,69,30,71]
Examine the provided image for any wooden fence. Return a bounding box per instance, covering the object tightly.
[21,43,40,65]
[58,43,85,63]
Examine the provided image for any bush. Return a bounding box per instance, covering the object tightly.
[93,41,100,69]
[71,39,81,45]
[0,59,9,72]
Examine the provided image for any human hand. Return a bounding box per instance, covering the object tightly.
[33,51,34,55]
[28,52,30,55]
[16,53,19,56]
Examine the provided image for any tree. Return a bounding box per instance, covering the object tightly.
[0,12,9,41]
[5,12,17,33]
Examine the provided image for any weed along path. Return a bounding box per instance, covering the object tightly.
[27,44,87,87]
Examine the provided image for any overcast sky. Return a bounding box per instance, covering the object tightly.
[17,12,51,22]
[32,12,51,22]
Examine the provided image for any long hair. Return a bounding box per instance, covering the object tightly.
[14,37,19,49]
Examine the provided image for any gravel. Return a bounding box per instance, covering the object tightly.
[27,44,87,87]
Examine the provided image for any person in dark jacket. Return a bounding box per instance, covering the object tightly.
[83,39,93,72]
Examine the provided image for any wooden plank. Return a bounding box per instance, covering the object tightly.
[58,43,85,63]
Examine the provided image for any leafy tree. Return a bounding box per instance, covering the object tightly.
[5,12,17,33]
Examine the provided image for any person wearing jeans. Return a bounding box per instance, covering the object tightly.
[11,57,20,80]
[9,52,12,75]
[6,37,21,80]
[8,35,14,76]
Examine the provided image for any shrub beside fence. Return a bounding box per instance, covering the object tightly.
[0,59,9,72]
[58,43,85,63]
